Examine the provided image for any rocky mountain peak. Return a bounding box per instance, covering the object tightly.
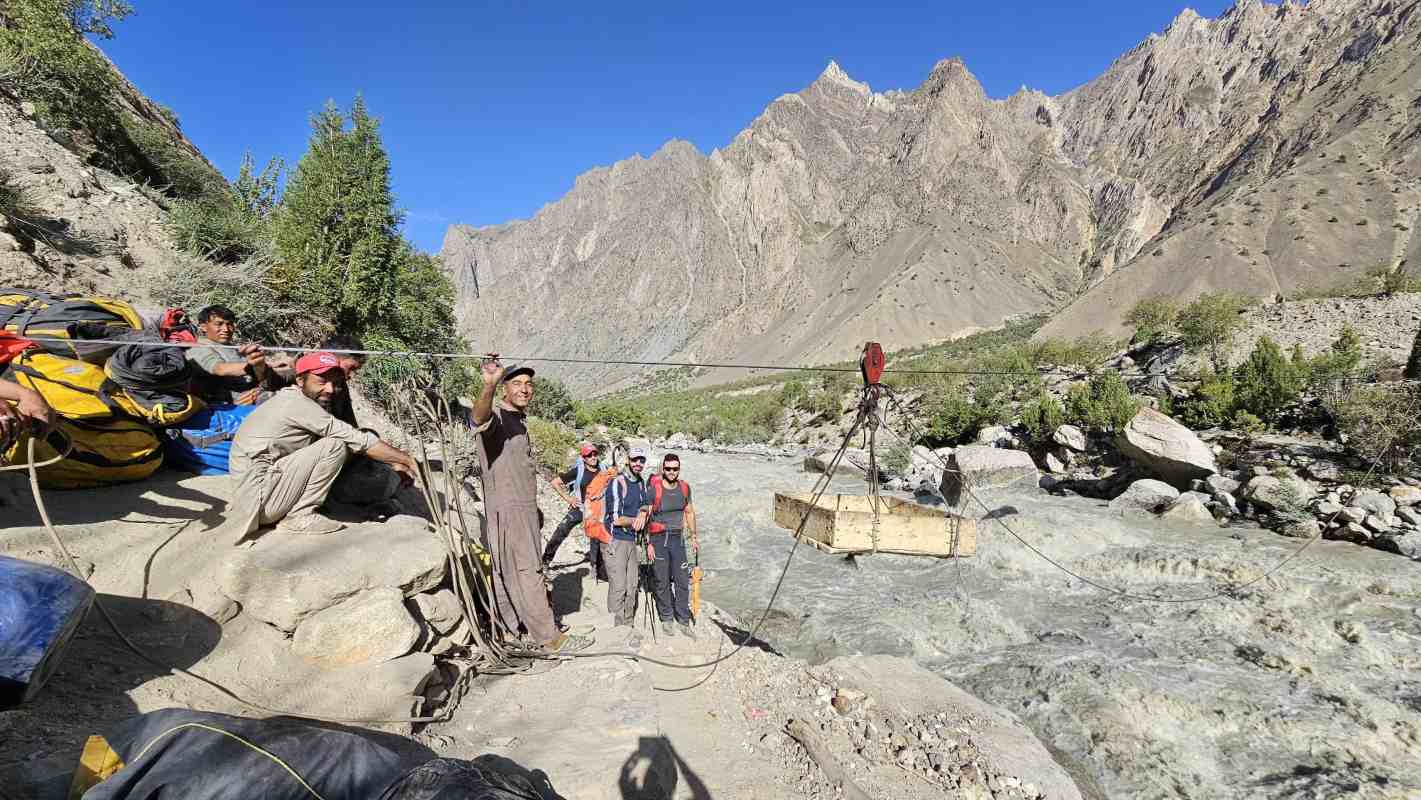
[442,0,1420,390]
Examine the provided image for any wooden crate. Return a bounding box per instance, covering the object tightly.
[773,493,976,558]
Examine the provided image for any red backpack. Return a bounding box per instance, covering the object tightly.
[647,478,690,534]
[580,468,620,544]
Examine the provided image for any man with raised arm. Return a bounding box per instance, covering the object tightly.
[186,305,289,405]
[471,356,591,655]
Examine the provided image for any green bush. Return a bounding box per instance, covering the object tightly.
[1177,292,1253,371]
[1124,296,1179,344]
[154,253,326,346]
[1333,383,1421,475]
[166,153,281,262]
[1064,372,1138,431]
[576,401,647,433]
[1232,410,1265,436]
[923,380,1003,445]
[778,379,808,410]
[120,115,224,199]
[1355,264,1421,297]
[529,376,575,424]
[1020,390,1064,442]
[880,441,912,477]
[1232,336,1302,423]
[526,416,579,474]
[1175,369,1236,429]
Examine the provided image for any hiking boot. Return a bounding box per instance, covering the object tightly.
[626,631,644,651]
[276,513,344,535]
[661,621,675,638]
[678,621,697,640]
[545,632,593,654]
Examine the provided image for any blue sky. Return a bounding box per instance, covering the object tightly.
[97,1,1232,253]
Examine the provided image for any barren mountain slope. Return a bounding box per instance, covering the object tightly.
[444,0,1420,390]
[444,61,1094,388]
[1041,0,1421,339]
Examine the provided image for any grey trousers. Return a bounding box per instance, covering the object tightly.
[486,502,559,645]
[605,537,640,627]
[257,438,348,526]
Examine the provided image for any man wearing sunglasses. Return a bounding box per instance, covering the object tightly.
[604,446,651,639]
[644,453,699,638]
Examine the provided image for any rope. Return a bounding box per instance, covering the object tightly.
[128,722,326,800]
[17,334,1171,379]
[878,386,1413,604]
[9,437,475,725]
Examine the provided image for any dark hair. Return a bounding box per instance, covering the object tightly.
[662,453,680,466]
[197,305,236,324]
[321,334,367,365]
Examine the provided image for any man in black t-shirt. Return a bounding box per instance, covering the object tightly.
[542,442,605,577]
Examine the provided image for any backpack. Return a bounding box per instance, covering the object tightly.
[579,468,620,544]
[647,478,690,534]
[0,288,144,362]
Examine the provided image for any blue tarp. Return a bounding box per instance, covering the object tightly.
[0,555,94,708]
[161,404,256,475]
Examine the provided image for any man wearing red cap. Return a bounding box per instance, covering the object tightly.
[224,351,418,541]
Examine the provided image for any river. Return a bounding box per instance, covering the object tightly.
[683,451,1421,799]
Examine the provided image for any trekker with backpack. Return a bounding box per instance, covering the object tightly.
[646,453,699,638]
[543,443,608,580]
[604,446,651,640]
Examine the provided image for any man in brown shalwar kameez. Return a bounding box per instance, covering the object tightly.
[471,357,591,654]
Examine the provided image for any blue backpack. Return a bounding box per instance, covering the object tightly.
[161,404,256,475]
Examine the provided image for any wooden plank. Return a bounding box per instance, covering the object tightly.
[773,493,977,557]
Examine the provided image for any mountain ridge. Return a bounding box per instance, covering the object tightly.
[442,0,1421,389]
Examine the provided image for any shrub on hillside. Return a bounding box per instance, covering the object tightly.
[120,115,224,199]
[1064,372,1138,431]
[526,416,579,474]
[166,153,280,262]
[1020,390,1064,442]
[1333,383,1421,475]
[1174,369,1236,429]
[575,401,647,434]
[1177,292,1252,371]
[155,253,325,346]
[924,380,1003,445]
[529,376,575,424]
[1232,336,1302,424]
[1124,296,1179,344]
[1355,264,1421,297]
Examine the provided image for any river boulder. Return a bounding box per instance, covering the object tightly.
[1109,479,1180,514]
[1115,407,1216,488]
[940,445,1039,505]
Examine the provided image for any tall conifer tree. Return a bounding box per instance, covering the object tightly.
[273,96,400,331]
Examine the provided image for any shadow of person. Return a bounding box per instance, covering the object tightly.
[617,736,712,800]
[1,593,221,800]
[550,567,587,619]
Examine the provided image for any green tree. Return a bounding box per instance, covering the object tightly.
[273,96,400,331]
[529,376,575,424]
[1175,369,1236,429]
[1020,390,1064,441]
[1177,292,1252,371]
[166,153,282,262]
[1233,336,1302,424]
[1124,296,1179,344]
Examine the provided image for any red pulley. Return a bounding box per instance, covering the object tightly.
[860,342,885,385]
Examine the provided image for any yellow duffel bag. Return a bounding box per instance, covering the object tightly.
[0,288,144,362]
[3,417,162,489]
[8,350,201,427]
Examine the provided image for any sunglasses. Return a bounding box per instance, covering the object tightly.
[630,458,646,464]
[663,466,680,472]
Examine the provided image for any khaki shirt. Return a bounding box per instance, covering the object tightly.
[474,402,538,510]
[225,386,377,541]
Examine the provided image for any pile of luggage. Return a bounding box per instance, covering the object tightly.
[0,287,231,488]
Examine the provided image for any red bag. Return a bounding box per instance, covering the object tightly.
[0,332,35,365]
[158,308,197,344]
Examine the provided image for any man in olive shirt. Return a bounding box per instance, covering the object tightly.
[186,305,288,405]
[225,352,417,543]
[471,357,590,655]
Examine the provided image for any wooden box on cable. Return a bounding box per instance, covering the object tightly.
[773,493,976,558]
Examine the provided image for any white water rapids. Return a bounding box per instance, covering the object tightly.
[684,451,1421,800]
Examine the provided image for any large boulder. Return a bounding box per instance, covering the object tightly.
[1052,425,1088,453]
[939,445,1040,505]
[1161,492,1215,524]
[1115,408,1217,488]
[1351,490,1397,517]
[413,590,463,635]
[292,588,421,668]
[1109,479,1180,514]
[803,447,870,477]
[1243,474,1317,513]
[1388,486,1421,507]
[219,516,447,632]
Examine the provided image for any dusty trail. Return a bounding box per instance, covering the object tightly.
[687,451,1421,800]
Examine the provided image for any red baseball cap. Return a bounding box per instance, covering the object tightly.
[580,443,599,456]
[295,351,344,377]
